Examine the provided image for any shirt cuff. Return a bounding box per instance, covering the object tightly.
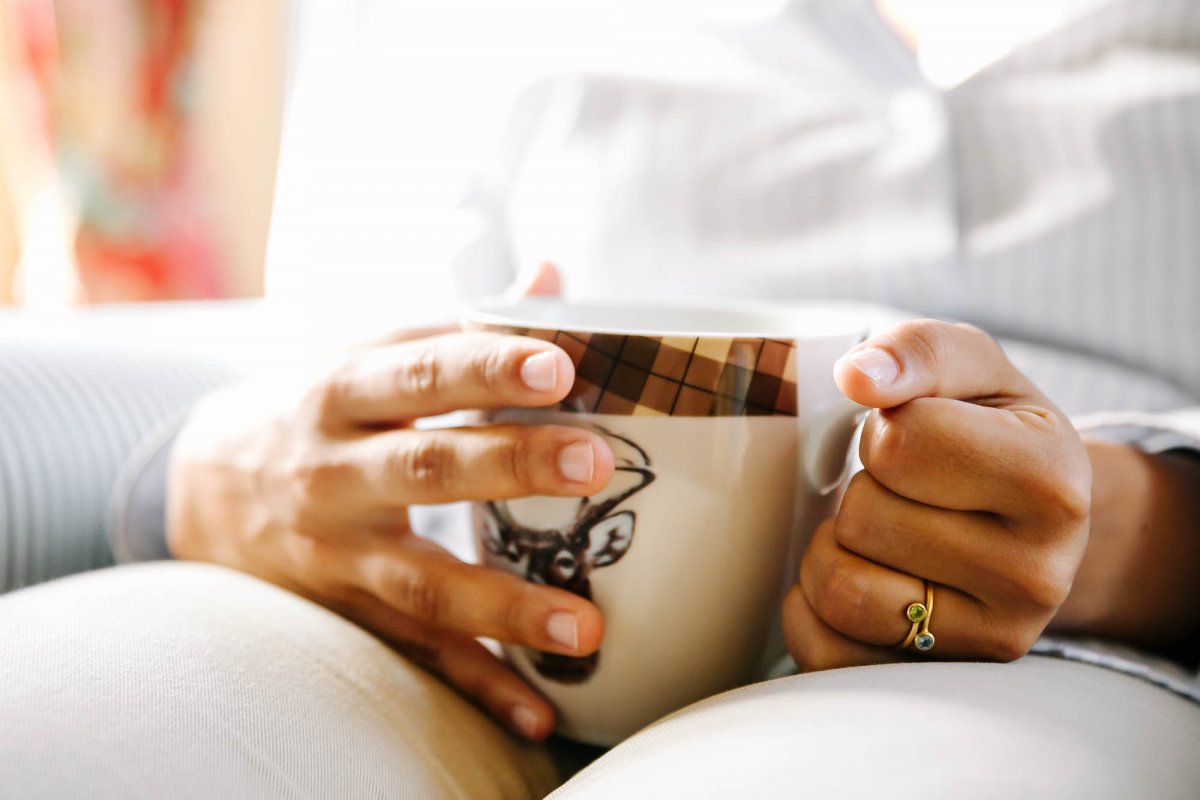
[1073,408,1200,456]
[106,409,191,563]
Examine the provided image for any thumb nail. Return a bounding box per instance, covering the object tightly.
[841,348,899,387]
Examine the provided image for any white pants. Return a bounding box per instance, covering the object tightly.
[2,563,1197,799]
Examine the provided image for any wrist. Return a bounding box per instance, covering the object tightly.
[1049,440,1142,635]
[1051,439,1200,647]
[109,413,189,563]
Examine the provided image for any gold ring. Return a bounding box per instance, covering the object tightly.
[897,581,936,652]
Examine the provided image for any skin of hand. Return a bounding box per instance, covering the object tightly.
[167,325,614,741]
[1050,440,1200,649]
[782,319,1095,670]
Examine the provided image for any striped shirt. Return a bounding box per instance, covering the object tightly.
[453,0,1200,426]
[441,0,1200,698]
[3,0,1196,703]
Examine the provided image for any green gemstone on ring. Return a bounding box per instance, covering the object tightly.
[906,603,927,623]
[915,632,936,651]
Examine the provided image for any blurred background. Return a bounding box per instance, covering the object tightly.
[0,0,288,306]
[0,0,1067,309]
[0,0,706,309]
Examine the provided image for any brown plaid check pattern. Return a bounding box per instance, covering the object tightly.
[490,326,799,417]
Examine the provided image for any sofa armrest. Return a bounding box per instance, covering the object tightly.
[0,336,239,593]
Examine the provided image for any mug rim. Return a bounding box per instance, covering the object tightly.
[463,298,867,341]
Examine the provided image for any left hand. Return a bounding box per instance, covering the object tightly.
[782,320,1092,671]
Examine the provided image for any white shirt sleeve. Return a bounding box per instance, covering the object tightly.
[1074,408,1200,457]
[447,81,558,301]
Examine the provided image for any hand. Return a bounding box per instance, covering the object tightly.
[168,324,614,740]
[782,320,1092,671]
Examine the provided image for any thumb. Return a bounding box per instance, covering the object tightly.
[522,261,564,298]
[525,261,563,297]
[501,261,563,303]
[834,320,1036,410]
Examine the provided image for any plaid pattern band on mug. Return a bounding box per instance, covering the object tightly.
[490,326,799,417]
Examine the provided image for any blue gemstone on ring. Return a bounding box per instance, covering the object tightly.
[915,632,935,651]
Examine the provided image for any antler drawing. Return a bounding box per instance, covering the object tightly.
[481,425,655,682]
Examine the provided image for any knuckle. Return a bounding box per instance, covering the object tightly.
[455,667,494,707]
[1050,484,1090,527]
[507,431,535,491]
[832,475,874,551]
[393,435,450,495]
[502,583,534,642]
[885,319,1006,379]
[1018,445,1091,527]
[399,345,441,398]
[889,319,952,371]
[1012,551,1076,610]
[953,321,1003,354]
[810,557,869,634]
[285,534,348,595]
[985,628,1035,663]
[474,343,510,397]
[387,567,445,625]
[1043,458,1092,525]
[863,412,908,476]
[310,364,354,423]
[974,609,1031,662]
[289,449,353,506]
[781,584,806,636]
[794,637,842,674]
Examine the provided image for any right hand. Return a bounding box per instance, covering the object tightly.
[167,326,615,739]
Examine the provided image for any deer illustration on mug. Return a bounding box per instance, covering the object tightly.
[480,425,655,683]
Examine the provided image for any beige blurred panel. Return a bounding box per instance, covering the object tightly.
[192,0,290,299]
[0,4,22,303]
[873,0,918,47]
[0,1,78,307]
[0,133,17,304]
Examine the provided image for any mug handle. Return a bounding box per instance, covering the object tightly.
[803,399,869,496]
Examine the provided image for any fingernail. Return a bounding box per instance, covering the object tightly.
[511,705,540,738]
[520,351,558,392]
[558,442,594,484]
[546,611,579,651]
[842,348,899,386]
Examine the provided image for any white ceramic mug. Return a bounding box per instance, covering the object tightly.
[464,300,865,745]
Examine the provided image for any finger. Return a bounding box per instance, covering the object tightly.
[326,332,575,424]
[800,519,932,649]
[502,261,564,303]
[340,424,615,507]
[858,398,1091,521]
[834,319,1048,411]
[355,536,606,657]
[781,573,903,673]
[833,472,1077,612]
[523,261,563,298]
[343,591,556,740]
[798,519,1033,661]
